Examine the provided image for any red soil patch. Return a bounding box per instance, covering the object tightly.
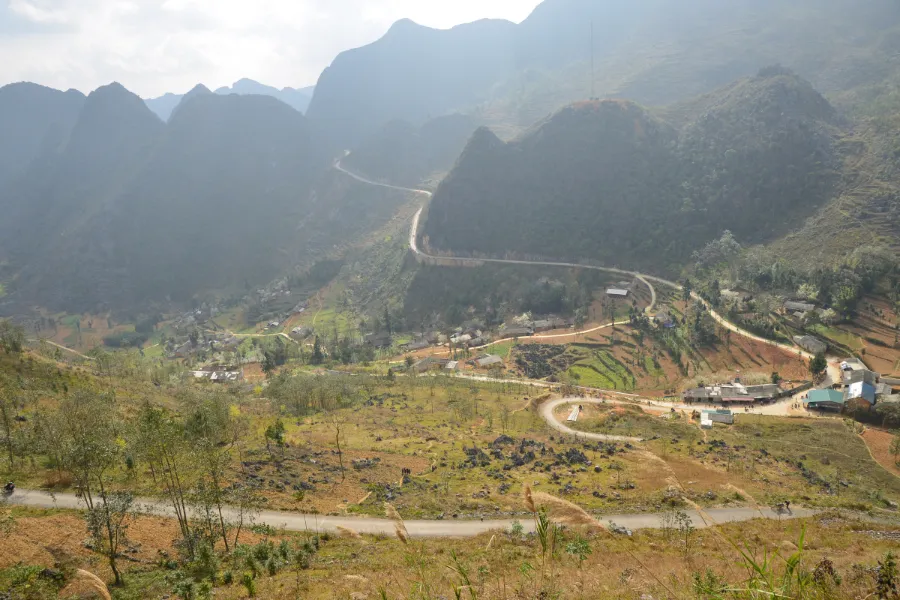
[860,428,900,478]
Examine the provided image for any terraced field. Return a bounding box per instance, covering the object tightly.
[568,345,637,391]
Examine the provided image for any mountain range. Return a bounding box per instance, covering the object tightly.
[2,0,900,317]
[308,0,900,145]
[422,68,843,272]
[144,78,315,121]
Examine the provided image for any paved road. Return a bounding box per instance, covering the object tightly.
[336,161,661,316]
[335,161,825,364]
[4,489,813,537]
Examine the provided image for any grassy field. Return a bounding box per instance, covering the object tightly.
[567,345,637,390]
[4,347,900,600]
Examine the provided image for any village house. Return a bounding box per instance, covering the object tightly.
[683,381,781,406]
[606,287,629,298]
[653,308,675,328]
[365,332,393,349]
[701,409,734,424]
[722,289,753,303]
[412,357,450,373]
[844,369,878,407]
[191,366,243,383]
[290,326,313,339]
[744,384,783,402]
[784,301,816,314]
[475,354,503,368]
[500,325,533,338]
[401,339,430,352]
[793,335,827,355]
[803,389,845,411]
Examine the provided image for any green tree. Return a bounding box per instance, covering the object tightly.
[85,491,135,587]
[264,419,286,459]
[0,380,17,467]
[134,402,198,559]
[0,319,25,353]
[565,535,593,594]
[311,336,324,365]
[891,434,900,466]
[809,352,827,379]
[58,392,129,584]
[183,391,238,551]
[876,551,898,600]
[383,306,392,335]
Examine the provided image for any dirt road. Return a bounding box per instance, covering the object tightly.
[4,489,814,537]
[539,397,643,442]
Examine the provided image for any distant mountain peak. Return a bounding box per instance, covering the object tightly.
[387,18,424,33]
[187,83,212,95]
[90,81,131,98]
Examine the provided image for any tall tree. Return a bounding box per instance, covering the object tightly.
[311,336,324,365]
[58,391,130,584]
[134,402,197,558]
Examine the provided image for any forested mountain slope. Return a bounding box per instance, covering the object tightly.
[0,83,164,273]
[0,89,331,312]
[0,83,85,186]
[422,70,844,273]
[341,114,482,186]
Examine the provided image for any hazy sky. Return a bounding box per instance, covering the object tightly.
[0,0,543,98]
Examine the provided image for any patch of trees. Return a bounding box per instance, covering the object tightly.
[0,319,25,353]
[266,372,366,417]
[102,331,149,348]
[404,263,600,328]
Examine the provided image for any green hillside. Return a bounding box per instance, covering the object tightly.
[423,69,845,275]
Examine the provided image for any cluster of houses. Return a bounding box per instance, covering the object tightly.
[405,352,505,374]
[189,365,243,383]
[803,358,898,411]
[682,381,786,406]
[169,331,244,359]
[499,314,575,338]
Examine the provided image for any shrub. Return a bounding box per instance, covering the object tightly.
[241,572,256,597]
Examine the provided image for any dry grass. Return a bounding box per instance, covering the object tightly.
[523,483,536,513]
[531,490,606,529]
[724,483,765,517]
[74,570,111,600]
[337,525,362,539]
[385,502,409,544]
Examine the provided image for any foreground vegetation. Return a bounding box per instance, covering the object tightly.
[3,320,900,599]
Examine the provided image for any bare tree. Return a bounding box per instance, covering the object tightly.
[327,412,347,484]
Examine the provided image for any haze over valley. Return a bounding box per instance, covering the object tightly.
[2,2,900,599]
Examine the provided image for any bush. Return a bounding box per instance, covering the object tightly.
[241,572,256,597]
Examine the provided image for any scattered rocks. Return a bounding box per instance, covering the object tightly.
[492,435,515,448]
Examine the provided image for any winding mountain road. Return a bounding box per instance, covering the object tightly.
[335,159,832,372]
[4,488,813,537]
[540,397,643,442]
